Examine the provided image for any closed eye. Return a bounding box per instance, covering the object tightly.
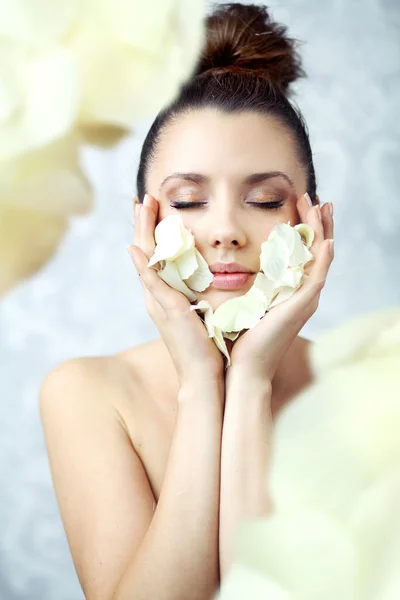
[170,201,206,209]
[247,200,285,210]
[170,200,285,210]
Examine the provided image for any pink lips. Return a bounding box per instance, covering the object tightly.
[211,272,254,290]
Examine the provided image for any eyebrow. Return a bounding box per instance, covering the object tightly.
[159,171,295,191]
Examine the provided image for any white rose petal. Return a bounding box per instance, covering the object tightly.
[260,235,290,282]
[174,247,198,280]
[303,245,314,265]
[294,223,314,248]
[223,330,240,342]
[271,223,297,254]
[190,300,214,337]
[288,229,310,267]
[213,290,267,333]
[148,214,194,267]
[190,300,231,365]
[269,286,296,308]
[278,266,304,290]
[214,328,231,366]
[150,215,316,365]
[157,260,197,302]
[184,248,214,292]
[249,272,277,305]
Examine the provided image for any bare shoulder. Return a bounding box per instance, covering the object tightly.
[39,346,162,599]
[40,353,133,429]
[40,339,165,420]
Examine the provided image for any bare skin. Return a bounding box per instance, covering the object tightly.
[113,332,314,504]
[40,108,334,598]
[122,107,331,503]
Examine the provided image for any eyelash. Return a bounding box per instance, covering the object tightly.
[170,200,285,210]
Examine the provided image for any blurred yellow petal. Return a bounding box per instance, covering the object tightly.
[220,310,400,600]
[0,134,92,215]
[0,1,81,46]
[71,0,205,129]
[349,468,400,599]
[0,203,68,296]
[309,307,400,376]
[0,133,92,296]
[83,0,178,53]
[217,563,290,600]
[0,45,79,160]
[228,510,355,600]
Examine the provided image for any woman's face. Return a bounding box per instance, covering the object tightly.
[146,108,310,311]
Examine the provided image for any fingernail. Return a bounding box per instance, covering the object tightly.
[143,193,149,205]
[316,205,322,221]
[329,202,334,218]
[328,239,334,257]
[304,192,313,208]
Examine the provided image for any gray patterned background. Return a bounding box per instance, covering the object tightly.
[1,0,399,598]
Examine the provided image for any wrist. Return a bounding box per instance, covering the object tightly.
[226,365,273,392]
[178,374,225,404]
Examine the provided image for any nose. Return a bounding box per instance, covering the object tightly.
[207,203,247,249]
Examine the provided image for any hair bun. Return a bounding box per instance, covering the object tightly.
[193,2,305,94]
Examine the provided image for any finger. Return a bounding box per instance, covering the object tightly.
[303,238,334,290]
[127,241,167,321]
[321,202,334,240]
[282,238,333,321]
[127,244,189,312]
[296,192,313,225]
[307,203,325,255]
[143,193,159,219]
[140,194,159,259]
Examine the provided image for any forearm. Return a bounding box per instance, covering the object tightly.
[219,370,274,580]
[114,379,224,600]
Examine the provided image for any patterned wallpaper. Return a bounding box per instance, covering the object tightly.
[0,1,399,598]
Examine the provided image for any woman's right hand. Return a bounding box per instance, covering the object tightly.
[127,193,224,389]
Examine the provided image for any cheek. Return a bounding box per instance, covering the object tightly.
[286,202,300,225]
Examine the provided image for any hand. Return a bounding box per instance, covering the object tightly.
[127,193,225,388]
[229,194,334,383]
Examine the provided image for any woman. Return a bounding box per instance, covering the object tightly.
[40,3,334,599]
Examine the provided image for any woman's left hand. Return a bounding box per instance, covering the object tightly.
[229,194,334,383]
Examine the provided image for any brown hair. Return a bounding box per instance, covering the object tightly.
[136,2,316,203]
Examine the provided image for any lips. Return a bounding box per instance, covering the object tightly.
[211,272,255,290]
[209,262,254,274]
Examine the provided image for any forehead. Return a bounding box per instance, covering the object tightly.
[147,108,305,192]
